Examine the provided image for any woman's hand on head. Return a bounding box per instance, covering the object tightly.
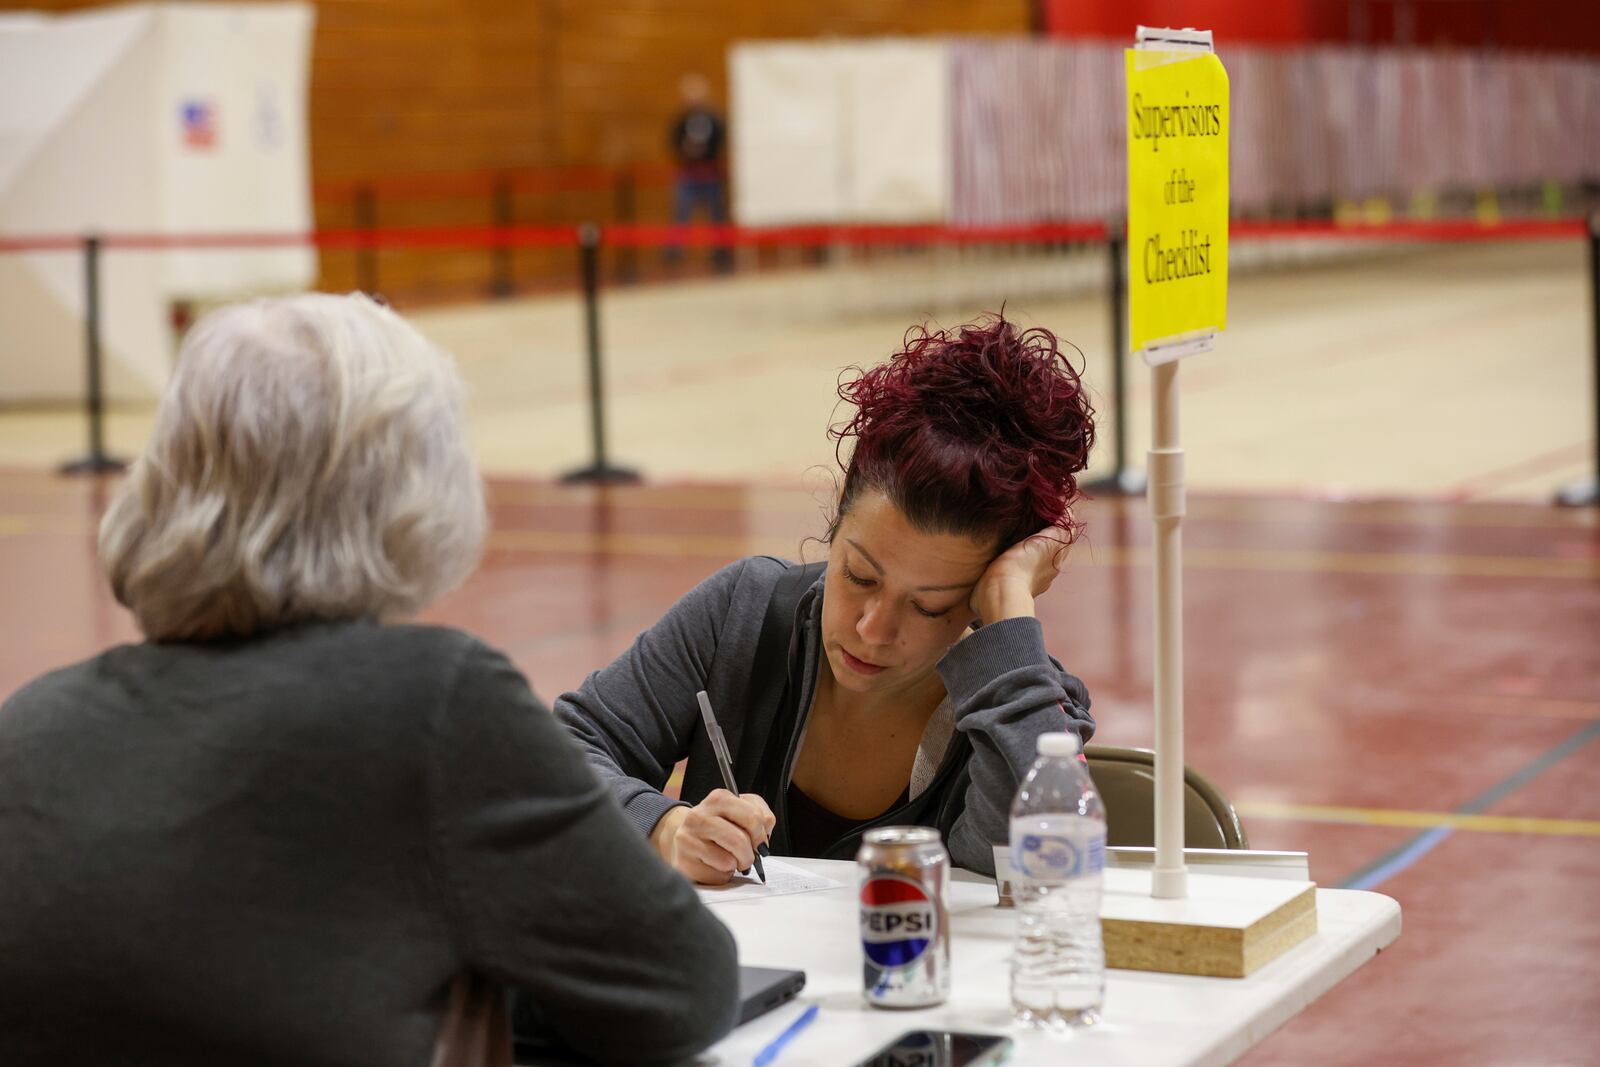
[970,525,1072,623]
[650,789,777,886]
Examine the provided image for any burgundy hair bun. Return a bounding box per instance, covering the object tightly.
[832,315,1096,547]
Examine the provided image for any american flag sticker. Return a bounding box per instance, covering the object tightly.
[180,99,216,150]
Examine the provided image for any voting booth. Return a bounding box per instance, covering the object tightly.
[729,39,952,226]
[0,3,315,402]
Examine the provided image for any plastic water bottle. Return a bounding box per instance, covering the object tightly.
[1009,731,1106,1029]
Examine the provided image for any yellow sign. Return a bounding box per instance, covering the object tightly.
[1126,50,1229,357]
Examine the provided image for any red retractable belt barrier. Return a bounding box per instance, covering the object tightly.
[1229,218,1586,242]
[1,216,1583,254]
[599,220,1112,247]
[0,234,84,252]
[0,226,582,253]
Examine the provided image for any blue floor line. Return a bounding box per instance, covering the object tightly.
[1338,720,1600,891]
[1342,825,1454,891]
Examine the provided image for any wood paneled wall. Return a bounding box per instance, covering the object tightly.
[7,0,1030,298]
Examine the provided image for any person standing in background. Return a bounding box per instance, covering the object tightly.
[667,72,733,272]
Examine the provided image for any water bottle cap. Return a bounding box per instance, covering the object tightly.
[1037,731,1080,758]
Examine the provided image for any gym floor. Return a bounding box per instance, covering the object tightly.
[1,233,1596,1065]
[1,471,1595,1065]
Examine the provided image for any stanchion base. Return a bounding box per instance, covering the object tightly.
[58,454,128,476]
[1084,468,1147,496]
[558,464,642,486]
[1101,867,1319,978]
[1555,480,1599,507]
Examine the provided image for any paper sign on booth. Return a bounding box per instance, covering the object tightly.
[1126,49,1229,361]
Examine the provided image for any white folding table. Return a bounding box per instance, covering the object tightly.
[702,858,1400,1067]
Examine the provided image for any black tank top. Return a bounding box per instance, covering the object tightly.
[785,781,911,858]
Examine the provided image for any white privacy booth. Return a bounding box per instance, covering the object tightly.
[729,39,952,226]
[0,2,315,403]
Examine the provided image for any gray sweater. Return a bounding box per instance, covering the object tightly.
[558,557,1093,875]
[0,621,738,1067]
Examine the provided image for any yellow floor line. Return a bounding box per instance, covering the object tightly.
[4,517,1596,581]
[1195,499,1599,530]
[478,482,1600,529]
[488,527,793,560]
[485,481,823,512]
[1236,800,1600,837]
[1463,696,1600,721]
[644,786,1600,837]
[1178,546,1600,580]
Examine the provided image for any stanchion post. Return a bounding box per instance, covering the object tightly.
[59,234,127,476]
[490,173,514,298]
[1148,357,1187,900]
[1557,211,1600,507]
[560,222,640,486]
[354,184,378,296]
[1085,225,1144,495]
[1592,211,1599,495]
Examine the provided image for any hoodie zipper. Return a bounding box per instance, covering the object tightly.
[770,595,813,855]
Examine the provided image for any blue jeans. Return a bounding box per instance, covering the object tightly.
[669,175,732,269]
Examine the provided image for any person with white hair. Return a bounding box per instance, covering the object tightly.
[0,293,739,1067]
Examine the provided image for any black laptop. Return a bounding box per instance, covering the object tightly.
[736,965,807,1024]
[512,966,806,1064]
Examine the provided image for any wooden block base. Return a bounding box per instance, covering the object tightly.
[1100,867,1318,978]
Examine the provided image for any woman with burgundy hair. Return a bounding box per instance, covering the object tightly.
[559,314,1096,882]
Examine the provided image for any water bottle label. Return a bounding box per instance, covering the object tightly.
[1010,821,1106,880]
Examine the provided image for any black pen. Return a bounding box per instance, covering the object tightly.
[695,689,768,883]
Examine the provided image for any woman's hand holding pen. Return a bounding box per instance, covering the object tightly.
[651,789,776,885]
[970,524,1072,624]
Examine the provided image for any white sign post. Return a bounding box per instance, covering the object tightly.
[1126,24,1230,900]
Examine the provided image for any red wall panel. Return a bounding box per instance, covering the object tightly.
[1039,0,1600,53]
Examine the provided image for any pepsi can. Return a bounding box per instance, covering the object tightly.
[857,826,950,1008]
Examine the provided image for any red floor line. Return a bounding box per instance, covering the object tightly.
[1442,442,1592,501]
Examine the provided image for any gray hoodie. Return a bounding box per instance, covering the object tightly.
[557,556,1092,875]
[0,621,739,1067]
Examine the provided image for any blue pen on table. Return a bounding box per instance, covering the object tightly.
[752,1003,819,1067]
[696,689,769,883]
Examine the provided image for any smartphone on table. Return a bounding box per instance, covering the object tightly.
[852,1029,1013,1067]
